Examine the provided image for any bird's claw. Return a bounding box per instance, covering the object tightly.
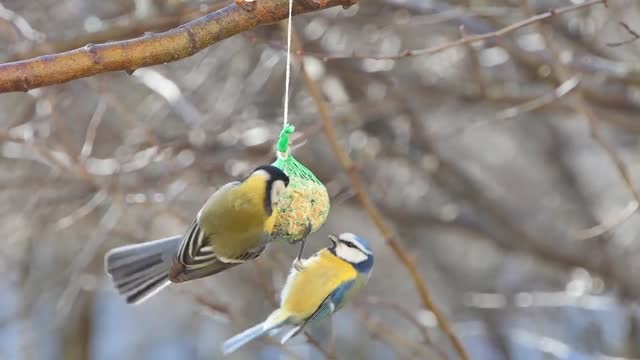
[292,218,312,270]
[302,218,313,239]
[294,239,307,271]
[287,218,313,245]
[293,258,305,271]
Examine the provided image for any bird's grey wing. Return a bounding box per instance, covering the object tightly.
[171,222,267,282]
[279,280,355,344]
[175,180,241,264]
[170,181,244,282]
[235,245,267,261]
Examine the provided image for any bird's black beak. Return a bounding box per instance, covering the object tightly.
[328,234,339,244]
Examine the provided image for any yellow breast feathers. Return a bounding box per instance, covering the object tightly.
[238,176,278,234]
[234,174,278,233]
[199,175,275,234]
[280,249,357,320]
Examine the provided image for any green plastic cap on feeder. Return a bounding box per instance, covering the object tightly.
[271,124,330,242]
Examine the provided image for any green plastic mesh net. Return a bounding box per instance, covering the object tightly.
[271,124,330,242]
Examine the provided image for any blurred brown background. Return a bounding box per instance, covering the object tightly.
[1,0,640,359]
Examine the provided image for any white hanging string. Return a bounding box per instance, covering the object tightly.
[283,0,294,126]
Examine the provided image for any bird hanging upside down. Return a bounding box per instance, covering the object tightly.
[104,165,290,304]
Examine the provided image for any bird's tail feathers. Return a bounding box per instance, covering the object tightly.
[279,325,303,344]
[104,235,181,304]
[222,309,290,355]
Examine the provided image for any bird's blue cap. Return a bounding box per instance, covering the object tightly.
[334,233,373,255]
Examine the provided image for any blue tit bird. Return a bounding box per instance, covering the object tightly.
[222,232,374,355]
[104,165,290,304]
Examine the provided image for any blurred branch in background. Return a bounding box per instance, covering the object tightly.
[606,21,640,47]
[0,3,44,43]
[521,0,640,242]
[290,24,469,360]
[312,0,607,61]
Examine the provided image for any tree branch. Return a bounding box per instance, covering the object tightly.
[6,2,228,61]
[0,0,357,93]
[289,26,470,360]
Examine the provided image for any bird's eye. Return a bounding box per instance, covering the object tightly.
[343,241,358,249]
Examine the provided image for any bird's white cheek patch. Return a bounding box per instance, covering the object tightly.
[271,181,285,206]
[336,244,368,263]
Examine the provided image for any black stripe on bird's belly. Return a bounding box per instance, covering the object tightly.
[264,181,273,216]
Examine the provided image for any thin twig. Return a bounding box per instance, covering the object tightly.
[606,21,640,47]
[192,295,231,316]
[522,0,640,240]
[191,294,304,360]
[289,26,469,360]
[572,96,640,239]
[459,25,488,98]
[0,3,44,42]
[44,93,96,182]
[432,75,581,141]
[56,199,123,324]
[306,0,605,61]
[355,307,444,359]
[133,68,204,126]
[54,189,108,229]
[573,200,639,240]
[79,97,108,162]
[363,296,448,359]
